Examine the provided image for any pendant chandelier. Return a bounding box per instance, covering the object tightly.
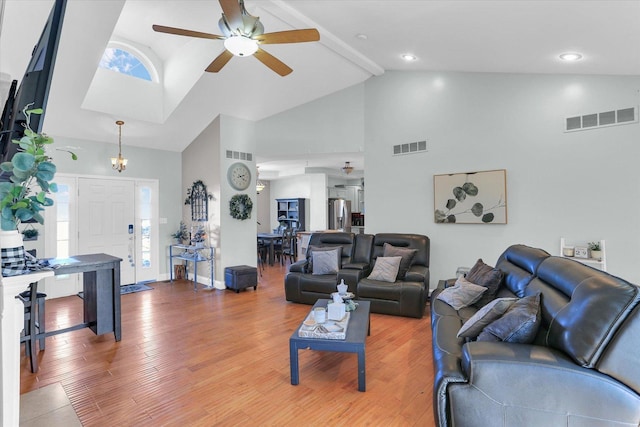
[256,166,266,193]
[342,161,354,175]
[111,120,128,173]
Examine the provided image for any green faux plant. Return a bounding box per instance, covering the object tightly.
[0,104,76,231]
[171,220,189,241]
[588,241,601,251]
[191,224,206,244]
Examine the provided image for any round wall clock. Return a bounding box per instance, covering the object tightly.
[227,162,251,191]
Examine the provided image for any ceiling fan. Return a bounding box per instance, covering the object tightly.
[152,0,320,76]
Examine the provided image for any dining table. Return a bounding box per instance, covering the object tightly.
[257,232,283,266]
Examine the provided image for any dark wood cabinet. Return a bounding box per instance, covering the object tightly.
[276,198,306,231]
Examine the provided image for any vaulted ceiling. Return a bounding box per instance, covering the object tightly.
[2,0,639,175]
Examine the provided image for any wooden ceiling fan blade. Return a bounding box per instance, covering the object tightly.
[219,0,244,32]
[255,29,320,44]
[205,50,234,73]
[152,24,224,40]
[254,48,293,76]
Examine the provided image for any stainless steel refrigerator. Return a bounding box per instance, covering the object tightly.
[328,198,351,232]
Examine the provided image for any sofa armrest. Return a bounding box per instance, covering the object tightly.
[289,259,307,273]
[446,342,640,426]
[337,268,368,293]
[342,262,370,271]
[405,265,429,283]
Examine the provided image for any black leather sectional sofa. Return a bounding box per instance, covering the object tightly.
[430,244,640,427]
[284,232,430,318]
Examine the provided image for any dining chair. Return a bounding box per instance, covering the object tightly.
[17,281,46,373]
[273,228,287,264]
[280,229,297,265]
[257,242,265,276]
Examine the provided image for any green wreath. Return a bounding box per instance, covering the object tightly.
[229,194,253,220]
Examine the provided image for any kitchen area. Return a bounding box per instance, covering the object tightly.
[255,170,365,261]
[328,183,365,234]
[295,181,365,259]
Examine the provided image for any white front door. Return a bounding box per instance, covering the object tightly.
[78,178,136,285]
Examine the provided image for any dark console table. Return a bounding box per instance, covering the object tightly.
[0,253,122,425]
[47,253,123,341]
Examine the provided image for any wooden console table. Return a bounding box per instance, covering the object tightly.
[0,253,122,426]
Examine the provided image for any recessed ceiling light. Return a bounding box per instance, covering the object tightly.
[559,52,583,61]
[355,33,368,40]
[402,53,417,61]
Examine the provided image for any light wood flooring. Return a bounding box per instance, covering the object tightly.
[20,263,435,426]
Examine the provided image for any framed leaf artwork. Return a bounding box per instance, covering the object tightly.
[434,169,507,224]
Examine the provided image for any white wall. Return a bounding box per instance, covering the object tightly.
[256,83,365,155]
[182,114,258,285]
[364,71,640,285]
[256,181,271,233]
[257,70,640,288]
[181,116,221,285]
[219,115,258,270]
[270,174,328,231]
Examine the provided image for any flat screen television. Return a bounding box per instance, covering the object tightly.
[0,0,67,171]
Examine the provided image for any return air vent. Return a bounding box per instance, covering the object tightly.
[565,107,637,132]
[393,140,427,156]
[225,150,253,161]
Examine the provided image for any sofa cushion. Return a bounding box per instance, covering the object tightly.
[457,297,518,339]
[307,245,342,274]
[477,293,541,343]
[383,243,417,280]
[466,258,504,308]
[371,233,430,268]
[367,256,402,282]
[311,248,341,275]
[437,277,487,310]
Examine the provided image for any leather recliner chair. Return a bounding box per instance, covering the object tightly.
[356,233,430,318]
[284,232,373,305]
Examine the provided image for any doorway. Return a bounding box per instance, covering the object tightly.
[42,175,159,297]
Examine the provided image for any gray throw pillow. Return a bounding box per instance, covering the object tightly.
[383,243,417,280]
[477,293,541,343]
[306,245,342,274]
[457,297,518,339]
[466,258,504,308]
[436,276,487,311]
[311,248,340,275]
[367,256,402,282]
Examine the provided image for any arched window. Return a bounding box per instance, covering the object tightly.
[98,42,157,82]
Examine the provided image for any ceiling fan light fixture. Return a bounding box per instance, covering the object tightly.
[224,35,258,56]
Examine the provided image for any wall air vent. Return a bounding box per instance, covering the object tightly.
[393,140,427,156]
[225,150,253,161]
[565,107,638,132]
